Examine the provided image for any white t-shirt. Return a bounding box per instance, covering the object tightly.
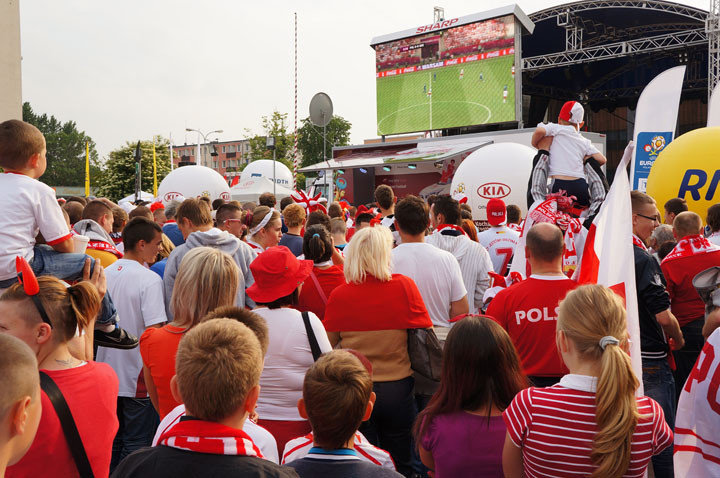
[540,122,600,178]
[477,226,520,274]
[152,404,279,464]
[0,173,72,280]
[97,259,167,397]
[392,242,467,327]
[254,307,332,421]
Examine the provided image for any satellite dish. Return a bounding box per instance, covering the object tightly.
[309,92,333,127]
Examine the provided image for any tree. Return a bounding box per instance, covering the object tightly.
[244,110,307,189]
[94,136,172,202]
[22,102,102,187]
[297,115,352,168]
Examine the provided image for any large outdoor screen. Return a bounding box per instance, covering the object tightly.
[375,15,516,135]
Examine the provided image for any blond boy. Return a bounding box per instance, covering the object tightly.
[111,319,297,477]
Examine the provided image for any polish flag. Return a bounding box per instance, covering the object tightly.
[574,142,643,390]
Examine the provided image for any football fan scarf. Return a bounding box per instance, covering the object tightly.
[435,224,465,236]
[662,234,720,264]
[157,418,264,458]
[632,234,647,251]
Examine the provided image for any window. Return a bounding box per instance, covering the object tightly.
[222,161,226,167]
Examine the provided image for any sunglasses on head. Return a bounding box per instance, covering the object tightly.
[16,256,52,327]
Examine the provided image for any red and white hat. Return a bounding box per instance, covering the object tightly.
[486,198,506,226]
[559,101,584,125]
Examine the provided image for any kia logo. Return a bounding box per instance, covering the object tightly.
[163,192,183,201]
[477,182,510,199]
[220,192,230,200]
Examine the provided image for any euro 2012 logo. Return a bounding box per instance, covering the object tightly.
[643,136,666,156]
[453,183,466,196]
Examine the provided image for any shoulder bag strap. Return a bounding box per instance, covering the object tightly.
[309,270,328,305]
[39,371,95,478]
[301,311,323,361]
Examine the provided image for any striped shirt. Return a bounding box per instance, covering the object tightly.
[282,432,395,470]
[503,374,673,477]
[425,231,493,313]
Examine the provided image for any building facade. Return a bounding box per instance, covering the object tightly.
[173,139,254,177]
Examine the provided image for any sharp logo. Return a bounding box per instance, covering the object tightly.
[477,182,510,199]
[416,18,459,34]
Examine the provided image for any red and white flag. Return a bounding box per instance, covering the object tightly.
[674,327,720,475]
[574,142,643,391]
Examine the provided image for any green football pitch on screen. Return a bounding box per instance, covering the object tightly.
[376,55,516,136]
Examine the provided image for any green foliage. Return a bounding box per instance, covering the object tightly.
[22,102,102,188]
[94,136,172,202]
[244,110,306,190]
[297,115,352,168]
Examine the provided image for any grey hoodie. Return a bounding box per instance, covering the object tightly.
[163,227,257,318]
[73,219,115,245]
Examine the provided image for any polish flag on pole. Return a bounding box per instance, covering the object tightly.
[574,142,643,391]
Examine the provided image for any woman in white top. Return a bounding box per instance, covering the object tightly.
[245,246,332,455]
[245,206,282,251]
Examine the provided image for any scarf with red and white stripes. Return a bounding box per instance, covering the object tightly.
[157,418,264,458]
[662,234,720,264]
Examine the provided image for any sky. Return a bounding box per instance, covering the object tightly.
[19,0,710,160]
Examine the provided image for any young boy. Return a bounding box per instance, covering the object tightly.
[96,217,167,471]
[0,334,42,477]
[0,120,135,349]
[112,319,297,477]
[284,350,402,477]
[151,306,281,464]
[531,101,607,207]
[74,199,124,266]
[329,218,348,251]
[279,204,306,256]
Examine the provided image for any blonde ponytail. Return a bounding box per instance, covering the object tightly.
[557,285,640,478]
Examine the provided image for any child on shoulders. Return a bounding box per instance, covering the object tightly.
[531,101,607,208]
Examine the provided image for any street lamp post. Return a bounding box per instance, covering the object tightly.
[266,136,276,197]
[185,128,223,167]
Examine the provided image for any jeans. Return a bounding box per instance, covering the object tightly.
[551,178,590,207]
[673,318,705,401]
[110,397,159,472]
[360,377,416,477]
[0,245,118,326]
[642,357,676,478]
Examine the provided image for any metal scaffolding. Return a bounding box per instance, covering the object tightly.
[709,0,720,96]
[523,28,707,71]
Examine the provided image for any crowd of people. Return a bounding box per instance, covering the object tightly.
[0,112,719,478]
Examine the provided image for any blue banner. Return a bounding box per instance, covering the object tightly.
[633,131,673,192]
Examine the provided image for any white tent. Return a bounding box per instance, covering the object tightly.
[118,191,155,204]
[229,177,293,205]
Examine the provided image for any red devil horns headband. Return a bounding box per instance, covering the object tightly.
[16,256,52,327]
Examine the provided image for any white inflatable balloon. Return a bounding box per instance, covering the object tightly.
[157,165,231,205]
[240,160,293,188]
[450,143,534,226]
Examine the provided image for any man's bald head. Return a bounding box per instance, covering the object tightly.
[673,211,703,239]
[526,223,564,263]
[0,334,39,419]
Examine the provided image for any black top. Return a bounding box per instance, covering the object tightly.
[285,458,403,478]
[634,244,671,359]
[111,446,299,478]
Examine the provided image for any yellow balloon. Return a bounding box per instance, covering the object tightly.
[646,127,720,221]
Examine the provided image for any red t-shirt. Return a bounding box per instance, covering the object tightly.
[660,249,720,326]
[296,265,345,320]
[486,275,577,377]
[503,378,673,477]
[7,362,119,478]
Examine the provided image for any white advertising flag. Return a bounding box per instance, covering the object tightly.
[630,66,685,192]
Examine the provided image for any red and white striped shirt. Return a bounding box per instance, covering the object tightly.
[503,375,673,477]
[282,432,395,470]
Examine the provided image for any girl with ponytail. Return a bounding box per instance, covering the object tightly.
[296,225,345,320]
[0,275,119,477]
[502,284,673,478]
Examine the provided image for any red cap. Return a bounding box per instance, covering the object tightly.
[246,246,313,303]
[150,202,165,212]
[559,101,584,124]
[486,198,506,226]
